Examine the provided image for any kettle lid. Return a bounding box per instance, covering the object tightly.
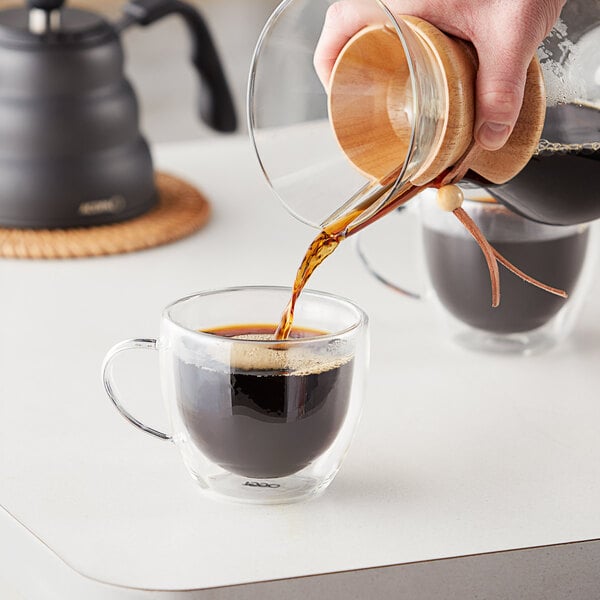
[0,0,114,48]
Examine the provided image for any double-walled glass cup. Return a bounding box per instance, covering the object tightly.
[103,286,369,504]
[358,189,596,354]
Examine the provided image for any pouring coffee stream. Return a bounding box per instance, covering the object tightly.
[274,172,568,341]
[273,17,574,340]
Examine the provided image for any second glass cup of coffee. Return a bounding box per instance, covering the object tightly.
[357,189,596,354]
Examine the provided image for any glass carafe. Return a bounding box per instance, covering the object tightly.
[248,0,599,230]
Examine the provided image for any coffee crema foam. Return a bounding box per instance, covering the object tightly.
[228,334,352,375]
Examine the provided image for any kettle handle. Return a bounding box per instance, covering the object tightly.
[119,0,237,132]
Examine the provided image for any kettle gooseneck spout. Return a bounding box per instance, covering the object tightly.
[116,0,237,133]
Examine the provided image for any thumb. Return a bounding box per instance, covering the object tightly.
[473,44,529,151]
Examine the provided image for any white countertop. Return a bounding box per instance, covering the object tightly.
[1,134,599,597]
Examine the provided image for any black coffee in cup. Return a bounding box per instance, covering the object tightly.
[175,325,354,479]
[423,221,589,334]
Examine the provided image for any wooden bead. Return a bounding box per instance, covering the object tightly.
[436,184,464,212]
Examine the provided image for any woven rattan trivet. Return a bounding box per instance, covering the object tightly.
[0,172,210,259]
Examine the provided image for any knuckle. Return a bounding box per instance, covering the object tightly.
[536,0,567,37]
[478,78,525,120]
[480,87,521,107]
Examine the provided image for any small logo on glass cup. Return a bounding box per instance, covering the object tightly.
[78,195,126,216]
[243,481,281,489]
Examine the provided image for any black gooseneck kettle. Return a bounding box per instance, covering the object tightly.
[0,0,237,229]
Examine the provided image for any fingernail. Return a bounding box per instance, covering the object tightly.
[477,122,511,151]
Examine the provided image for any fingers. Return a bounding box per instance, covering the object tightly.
[472,1,559,151]
[473,47,529,151]
[314,0,395,86]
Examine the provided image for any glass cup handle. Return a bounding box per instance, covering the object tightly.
[102,338,172,441]
[355,205,422,300]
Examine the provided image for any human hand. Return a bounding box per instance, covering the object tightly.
[314,0,565,151]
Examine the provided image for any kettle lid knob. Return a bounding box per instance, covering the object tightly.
[26,0,65,33]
